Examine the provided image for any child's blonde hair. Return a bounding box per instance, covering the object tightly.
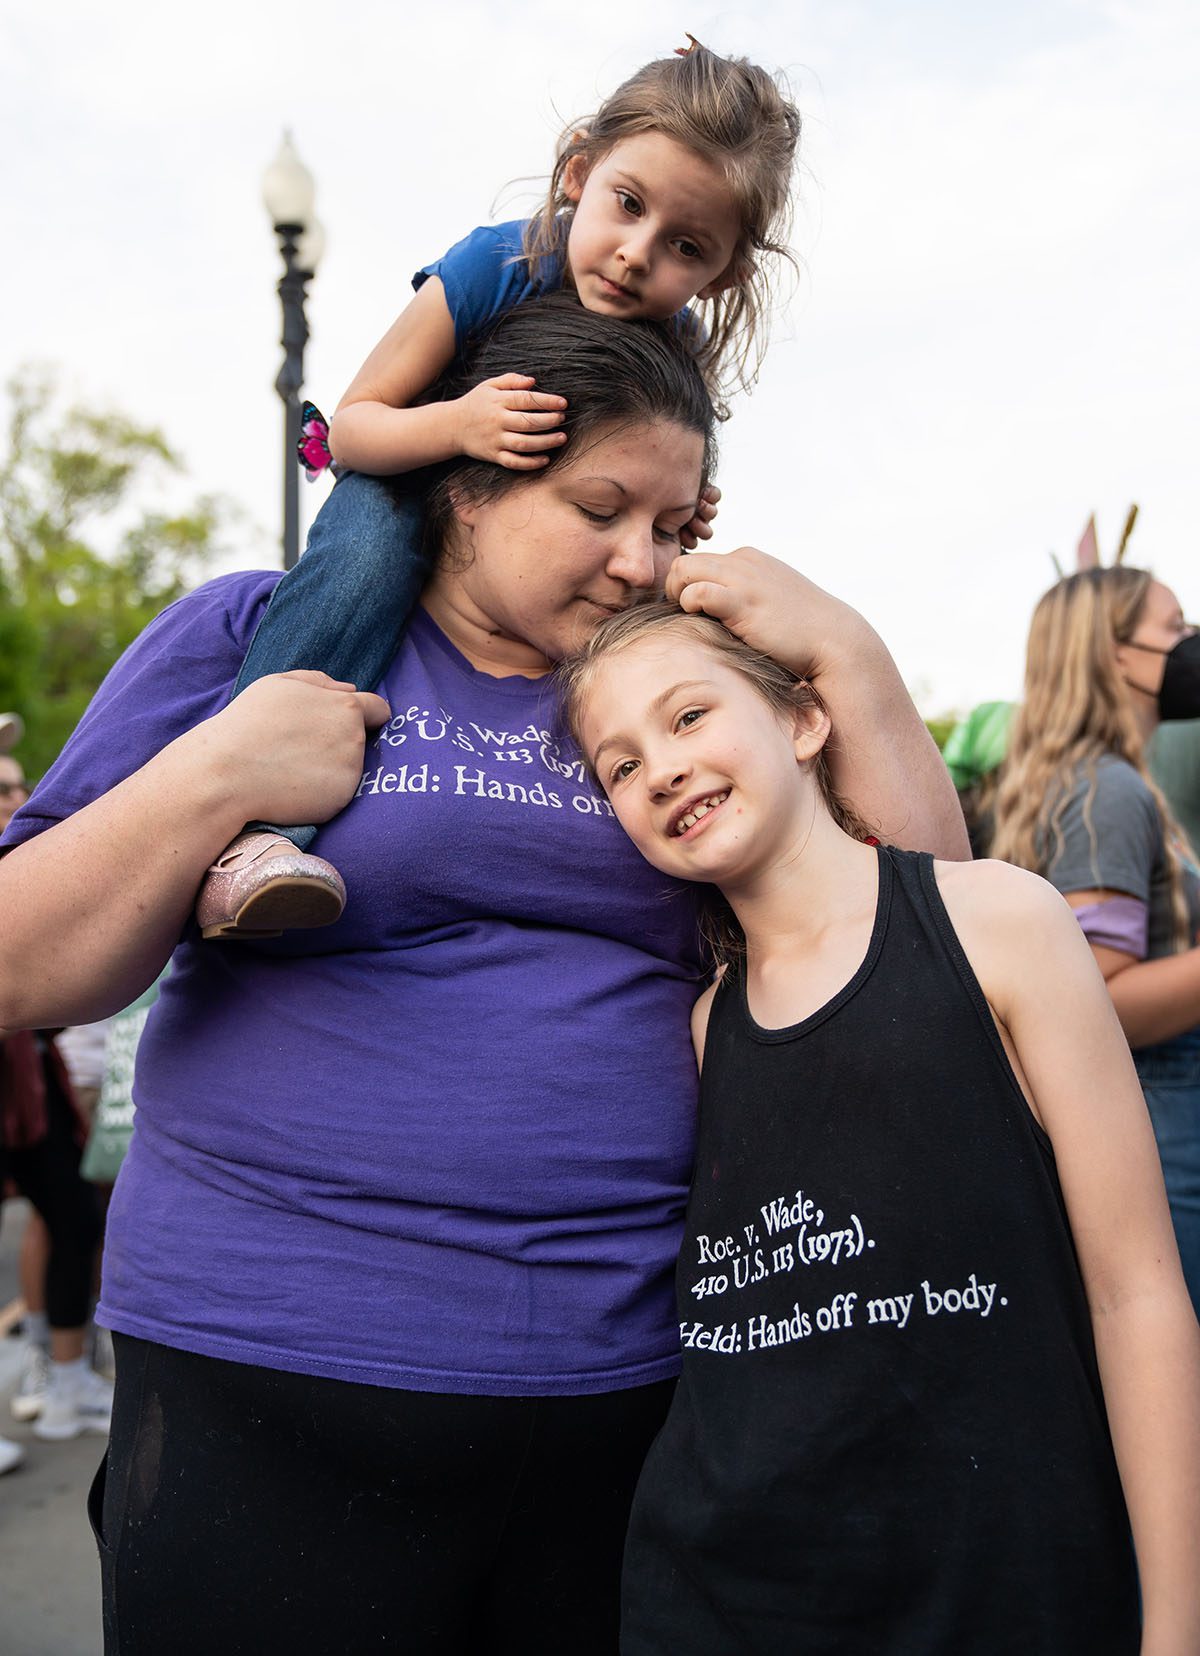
[990,567,1193,947]
[559,601,876,965]
[524,40,800,405]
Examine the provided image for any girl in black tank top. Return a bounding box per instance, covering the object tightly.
[562,602,1200,1655]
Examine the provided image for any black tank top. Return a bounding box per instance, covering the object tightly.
[622,846,1139,1655]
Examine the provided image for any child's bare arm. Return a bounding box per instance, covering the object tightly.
[946,861,1200,1653]
[330,279,566,475]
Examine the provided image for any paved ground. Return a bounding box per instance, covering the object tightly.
[0,1199,105,1656]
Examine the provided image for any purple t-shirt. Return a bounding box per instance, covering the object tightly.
[3,574,707,1394]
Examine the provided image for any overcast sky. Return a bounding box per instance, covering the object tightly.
[4,0,1197,714]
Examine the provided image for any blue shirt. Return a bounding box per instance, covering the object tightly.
[415,219,563,354]
[415,220,697,352]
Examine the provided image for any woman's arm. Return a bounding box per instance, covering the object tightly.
[666,547,969,859]
[1060,888,1200,1048]
[0,673,388,1033]
[329,279,567,475]
[947,861,1200,1653]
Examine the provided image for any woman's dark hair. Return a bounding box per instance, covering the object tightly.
[423,293,718,557]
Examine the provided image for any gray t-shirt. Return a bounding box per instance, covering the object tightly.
[1041,755,1200,958]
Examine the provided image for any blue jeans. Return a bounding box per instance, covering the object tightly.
[1136,1024,1200,1319]
[233,471,430,849]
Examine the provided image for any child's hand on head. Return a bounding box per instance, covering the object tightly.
[678,483,721,551]
[454,374,568,470]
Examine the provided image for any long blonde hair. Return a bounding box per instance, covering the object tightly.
[991,567,1191,946]
[523,41,800,408]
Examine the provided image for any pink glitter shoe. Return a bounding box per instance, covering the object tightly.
[196,831,346,940]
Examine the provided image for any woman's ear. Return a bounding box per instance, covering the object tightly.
[792,699,832,764]
[448,485,477,531]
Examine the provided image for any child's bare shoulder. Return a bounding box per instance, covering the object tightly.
[932,856,1074,928]
[931,857,1093,1009]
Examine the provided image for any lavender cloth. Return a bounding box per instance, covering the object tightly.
[1071,897,1149,959]
[2,575,707,1395]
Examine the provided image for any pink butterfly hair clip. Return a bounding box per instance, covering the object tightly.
[297,401,333,481]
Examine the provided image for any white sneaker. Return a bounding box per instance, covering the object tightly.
[33,1363,113,1442]
[0,1434,24,1474]
[10,1343,51,1421]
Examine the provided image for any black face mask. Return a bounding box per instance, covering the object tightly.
[1122,632,1200,721]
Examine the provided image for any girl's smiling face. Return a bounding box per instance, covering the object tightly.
[578,632,829,889]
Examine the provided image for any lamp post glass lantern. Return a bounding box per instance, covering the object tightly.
[263,132,324,570]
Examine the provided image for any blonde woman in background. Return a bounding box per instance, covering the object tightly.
[992,567,1200,1315]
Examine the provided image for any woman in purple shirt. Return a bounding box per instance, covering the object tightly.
[0,297,966,1653]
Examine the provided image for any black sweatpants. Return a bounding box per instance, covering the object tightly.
[90,1334,674,1655]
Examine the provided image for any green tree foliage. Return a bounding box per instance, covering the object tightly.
[925,715,955,752]
[0,369,230,777]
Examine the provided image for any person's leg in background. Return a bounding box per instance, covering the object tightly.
[7,1073,109,1441]
[10,1212,51,1421]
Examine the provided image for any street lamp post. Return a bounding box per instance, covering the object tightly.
[262,133,325,570]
